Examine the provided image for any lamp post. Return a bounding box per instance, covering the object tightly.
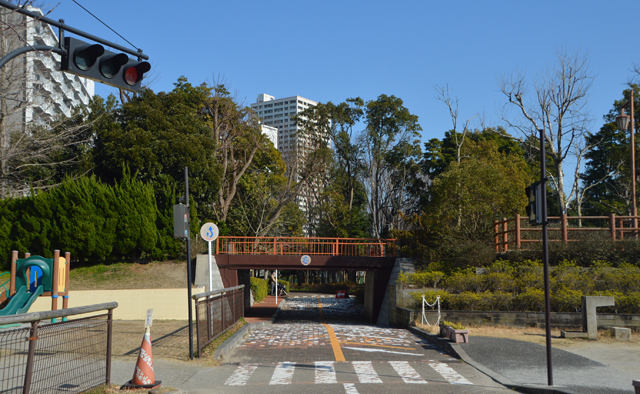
[616,89,637,233]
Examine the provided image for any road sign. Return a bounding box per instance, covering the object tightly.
[301,255,311,266]
[200,223,219,242]
[145,309,153,328]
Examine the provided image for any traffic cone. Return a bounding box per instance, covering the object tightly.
[122,327,161,389]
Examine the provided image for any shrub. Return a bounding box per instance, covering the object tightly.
[513,288,545,312]
[250,277,268,302]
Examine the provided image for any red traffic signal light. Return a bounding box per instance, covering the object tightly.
[124,62,152,86]
[61,37,150,92]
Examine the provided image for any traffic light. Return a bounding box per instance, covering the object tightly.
[525,182,543,225]
[60,37,150,92]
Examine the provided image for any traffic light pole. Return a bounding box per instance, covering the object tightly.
[185,167,194,360]
[539,128,553,386]
[0,0,148,60]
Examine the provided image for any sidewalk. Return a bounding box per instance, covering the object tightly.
[244,295,286,323]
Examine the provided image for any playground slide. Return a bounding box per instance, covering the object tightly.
[0,285,44,316]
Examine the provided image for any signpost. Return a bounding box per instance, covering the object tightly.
[200,223,219,292]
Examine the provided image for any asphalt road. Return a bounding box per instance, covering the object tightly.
[112,296,514,393]
[463,336,636,394]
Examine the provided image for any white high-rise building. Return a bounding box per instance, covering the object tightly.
[1,7,94,132]
[250,94,322,164]
[250,94,329,234]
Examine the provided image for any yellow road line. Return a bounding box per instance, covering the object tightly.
[317,297,346,362]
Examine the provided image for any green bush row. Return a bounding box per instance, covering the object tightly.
[250,277,268,302]
[401,260,640,295]
[411,288,640,314]
[0,174,199,268]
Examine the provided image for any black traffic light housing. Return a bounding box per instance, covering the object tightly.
[60,37,150,92]
[525,182,544,225]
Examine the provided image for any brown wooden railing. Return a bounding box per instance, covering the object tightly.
[216,237,396,257]
[494,213,640,252]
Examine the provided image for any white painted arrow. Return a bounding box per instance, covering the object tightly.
[343,347,424,356]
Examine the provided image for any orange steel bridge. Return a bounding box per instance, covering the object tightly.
[215,236,396,257]
[212,237,398,323]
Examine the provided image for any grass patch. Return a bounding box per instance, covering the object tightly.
[196,318,248,361]
[70,261,188,290]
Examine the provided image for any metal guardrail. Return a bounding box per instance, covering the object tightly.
[216,237,396,257]
[193,286,244,358]
[0,302,118,394]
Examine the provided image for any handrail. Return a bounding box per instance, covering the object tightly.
[0,301,118,325]
[192,285,244,300]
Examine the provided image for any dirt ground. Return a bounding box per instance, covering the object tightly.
[112,320,192,362]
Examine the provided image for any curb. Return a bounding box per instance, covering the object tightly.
[214,297,286,360]
[408,326,582,394]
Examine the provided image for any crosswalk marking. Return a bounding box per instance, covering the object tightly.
[429,362,473,385]
[315,361,337,384]
[269,362,296,385]
[225,360,474,386]
[225,364,258,386]
[389,361,428,384]
[352,361,383,384]
[343,383,359,393]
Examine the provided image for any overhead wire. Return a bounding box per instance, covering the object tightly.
[71,0,139,50]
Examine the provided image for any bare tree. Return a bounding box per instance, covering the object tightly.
[0,2,94,198]
[500,47,594,214]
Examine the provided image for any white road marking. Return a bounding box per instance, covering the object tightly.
[315,361,337,384]
[389,361,427,384]
[429,362,473,385]
[344,382,359,393]
[343,346,424,356]
[269,362,296,385]
[352,361,383,383]
[225,364,258,386]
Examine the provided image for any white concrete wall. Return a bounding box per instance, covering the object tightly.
[28,288,204,320]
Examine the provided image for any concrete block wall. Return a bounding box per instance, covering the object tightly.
[377,258,415,326]
[28,287,205,320]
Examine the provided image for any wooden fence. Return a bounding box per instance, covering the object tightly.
[494,214,640,252]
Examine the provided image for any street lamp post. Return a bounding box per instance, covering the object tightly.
[616,89,637,233]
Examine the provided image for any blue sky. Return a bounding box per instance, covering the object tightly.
[44,1,640,162]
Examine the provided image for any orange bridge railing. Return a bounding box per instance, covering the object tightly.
[216,237,396,257]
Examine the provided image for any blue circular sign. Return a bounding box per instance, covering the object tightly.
[300,255,311,266]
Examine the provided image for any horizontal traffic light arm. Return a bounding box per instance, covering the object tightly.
[0,0,148,61]
[0,45,62,70]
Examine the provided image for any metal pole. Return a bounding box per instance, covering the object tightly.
[275,269,278,305]
[540,128,553,386]
[185,167,194,360]
[106,309,113,386]
[208,241,213,292]
[631,89,637,235]
[23,321,39,394]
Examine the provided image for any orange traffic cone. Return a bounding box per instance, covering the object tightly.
[122,327,161,389]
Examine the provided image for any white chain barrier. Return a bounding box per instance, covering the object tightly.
[421,295,441,326]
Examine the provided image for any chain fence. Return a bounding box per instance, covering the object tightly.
[0,302,117,394]
[193,285,244,357]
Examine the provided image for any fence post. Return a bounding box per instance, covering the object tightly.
[23,321,39,394]
[561,214,568,246]
[515,214,521,249]
[106,309,113,386]
[494,220,500,252]
[610,213,617,242]
[502,218,508,252]
[10,250,17,296]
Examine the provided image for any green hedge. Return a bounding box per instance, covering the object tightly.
[251,277,268,302]
[0,174,185,268]
[408,259,640,314]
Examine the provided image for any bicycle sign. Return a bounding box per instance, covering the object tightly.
[301,255,311,266]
